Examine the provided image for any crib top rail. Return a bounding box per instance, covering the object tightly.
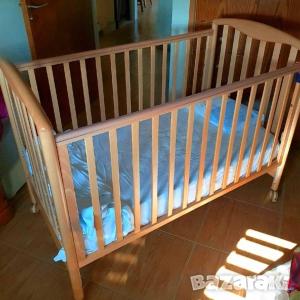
[213,18,300,50]
[55,62,300,145]
[16,29,213,71]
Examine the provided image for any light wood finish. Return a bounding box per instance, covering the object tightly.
[138,49,143,110]
[28,69,40,102]
[254,41,267,76]
[95,56,106,121]
[161,44,167,104]
[240,36,253,80]
[192,37,202,94]
[110,54,119,117]
[183,40,191,97]
[172,42,179,102]
[150,46,156,107]
[269,43,282,71]
[216,25,229,88]
[228,30,241,84]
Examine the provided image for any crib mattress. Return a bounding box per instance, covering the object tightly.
[54,97,278,261]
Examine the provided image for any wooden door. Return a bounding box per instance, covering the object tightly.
[19,0,95,59]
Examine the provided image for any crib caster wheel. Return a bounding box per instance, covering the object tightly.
[31,204,39,214]
[266,190,279,203]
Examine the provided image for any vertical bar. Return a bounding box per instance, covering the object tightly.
[108,129,123,241]
[182,104,195,208]
[151,116,159,223]
[168,110,178,216]
[183,39,191,97]
[85,136,104,250]
[192,37,202,94]
[110,54,119,117]
[228,30,241,84]
[216,25,229,88]
[46,65,63,132]
[57,145,86,261]
[202,24,218,90]
[234,85,258,182]
[196,100,212,201]
[246,79,273,177]
[95,56,106,121]
[28,69,40,102]
[257,77,282,171]
[124,51,132,114]
[209,95,228,195]
[172,41,179,102]
[222,89,243,189]
[254,41,267,76]
[240,36,252,80]
[269,43,282,71]
[138,48,143,110]
[161,43,167,104]
[79,59,92,125]
[131,122,140,231]
[63,62,78,129]
[287,47,298,66]
[150,46,156,107]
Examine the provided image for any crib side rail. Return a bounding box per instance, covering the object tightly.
[55,63,300,267]
[15,29,214,133]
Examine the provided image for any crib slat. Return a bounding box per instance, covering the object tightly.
[28,69,40,102]
[202,24,218,90]
[182,104,195,208]
[257,77,282,171]
[57,144,86,260]
[80,59,93,125]
[183,39,191,97]
[196,100,212,201]
[151,116,159,223]
[209,95,228,195]
[287,47,298,65]
[131,122,140,231]
[172,41,179,102]
[124,51,132,114]
[222,89,243,189]
[228,30,241,84]
[269,43,282,71]
[168,110,178,216]
[161,43,167,104]
[46,65,63,132]
[216,25,229,88]
[85,136,104,250]
[246,79,273,177]
[95,56,106,121]
[63,63,78,129]
[150,46,156,107]
[110,54,119,117]
[108,129,123,241]
[138,48,143,110]
[234,85,258,182]
[192,37,202,94]
[240,36,252,80]
[254,41,267,76]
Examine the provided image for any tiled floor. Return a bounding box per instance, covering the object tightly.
[1,143,300,300]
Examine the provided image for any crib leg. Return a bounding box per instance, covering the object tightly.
[67,260,84,300]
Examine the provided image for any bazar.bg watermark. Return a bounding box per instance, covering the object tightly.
[190,274,289,291]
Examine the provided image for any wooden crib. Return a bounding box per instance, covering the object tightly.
[1,19,300,299]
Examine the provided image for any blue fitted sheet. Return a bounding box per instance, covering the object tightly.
[54,97,277,262]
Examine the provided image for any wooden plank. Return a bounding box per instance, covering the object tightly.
[192,37,202,94]
[95,56,106,121]
[269,43,281,71]
[63,62,78,129]
[172,42,179,102]
[85,136,104,250]
[138,48,143,110]
[216,25,229,88]
[124,51,132,114]
[150,46,156,107]
[209,95,227,194]
[222,89,243,189]
[28,69,40,102]
[246,79,273,177]
[196,100,212,201]
[110,54,119,117]
[131,122,140,231]
[161,43,167,104]
[182,104,195,208]
[80,59,93,125]
[183,39,191,96]
[108,129,123,241]
[151,116,159,223]
[240,36,252,80]
[287,47,298,66]
[254,41,267,76]
[168,110,178,216]
[234,85,257,182]
[228,30,241,84]
[46,65,63,132]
